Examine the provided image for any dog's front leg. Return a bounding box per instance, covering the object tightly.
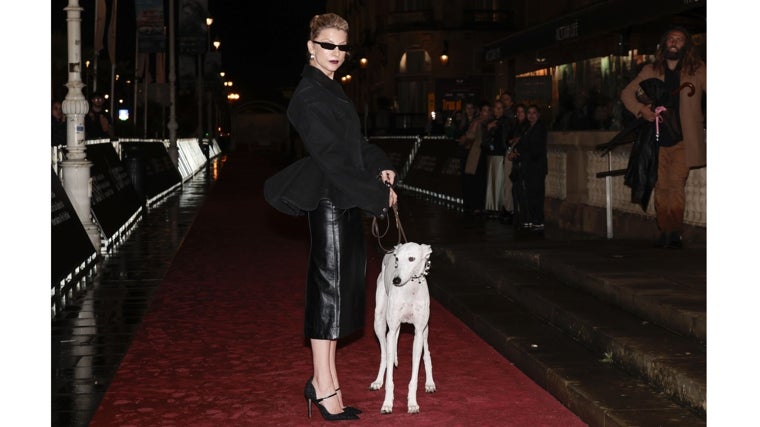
[381,324,400,414]
[371,274,388,390]
[422,324,436,393]
[407,324,426,413]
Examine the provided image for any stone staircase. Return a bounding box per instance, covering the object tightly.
[427,238,706,427]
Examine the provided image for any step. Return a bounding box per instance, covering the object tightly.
[428,246,706,426]
[501,243,706,343]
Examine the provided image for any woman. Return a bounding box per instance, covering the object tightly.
[264,13,397,421]
[483,100,508,216]
[508,104,547,230]
[461,101,491,216]
[501,103,528,224]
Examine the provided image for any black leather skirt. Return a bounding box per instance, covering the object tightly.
[304,199,366,340]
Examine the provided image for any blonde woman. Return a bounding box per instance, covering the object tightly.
[264,13,397,421]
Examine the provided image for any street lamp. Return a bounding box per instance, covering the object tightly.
[206,17,213,50]
[213,40,221,50]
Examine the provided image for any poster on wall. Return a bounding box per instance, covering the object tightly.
[51,170,97,285]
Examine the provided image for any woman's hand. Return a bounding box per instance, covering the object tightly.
[388,187,398,207]
[379,170,397,207]
[380,170,396,186]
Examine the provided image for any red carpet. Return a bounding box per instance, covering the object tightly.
[89,152,587,427]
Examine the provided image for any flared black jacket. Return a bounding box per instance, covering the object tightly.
[264,65,394,217]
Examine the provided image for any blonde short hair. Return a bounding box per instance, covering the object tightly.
[309,13,349,40]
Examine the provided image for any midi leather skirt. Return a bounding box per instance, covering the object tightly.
[304,198,366,340]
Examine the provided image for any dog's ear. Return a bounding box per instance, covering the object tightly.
[393,243,402,255]
[422,244,432,260]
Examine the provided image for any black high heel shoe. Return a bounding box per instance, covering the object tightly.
[335,387,362,415]
[304,378,359,421]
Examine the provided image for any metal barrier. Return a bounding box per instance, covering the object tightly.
[595,153,627,239]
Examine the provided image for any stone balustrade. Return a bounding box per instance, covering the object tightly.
[546,131,706,239]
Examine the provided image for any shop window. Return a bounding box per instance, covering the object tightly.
[518,51,654,131]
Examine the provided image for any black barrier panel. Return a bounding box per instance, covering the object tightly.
[369,138,416,180]
[52,169,97,284]
[87,143,143,239]
[402,138,462,199]
[120,141,182,201]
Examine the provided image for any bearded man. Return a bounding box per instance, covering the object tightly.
[620,26,706,248]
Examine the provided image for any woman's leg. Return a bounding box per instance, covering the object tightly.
[327,340,347,408]
[311,338,342,414]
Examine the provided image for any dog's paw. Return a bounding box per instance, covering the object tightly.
[407,402,420,414]
[381,402,393,414]
[369,381,383,391]
[425,383,436,393]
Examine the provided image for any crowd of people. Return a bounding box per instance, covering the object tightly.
[449,91,548,231]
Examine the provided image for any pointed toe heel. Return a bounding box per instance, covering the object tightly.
[304,378,359,421]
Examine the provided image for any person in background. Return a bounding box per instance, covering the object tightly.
[500,90,517,124]
[454,101,477,204]
[483,100,509,217]
[620,26,706,249]
[264,12,397,422]
[461,101,492,216]
[502,103,528,225]
[52,100,66,146]
[84,92,113,139]
[509,104,547,230]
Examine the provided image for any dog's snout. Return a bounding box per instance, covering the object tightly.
[392,277,401,285]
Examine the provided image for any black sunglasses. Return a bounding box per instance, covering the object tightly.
[312,40,350,52]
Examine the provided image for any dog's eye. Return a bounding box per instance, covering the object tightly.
[408,257,415,262]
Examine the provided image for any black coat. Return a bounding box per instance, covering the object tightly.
[264,65,394,217]
[512,120,548,177]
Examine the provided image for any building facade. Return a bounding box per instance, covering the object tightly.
[326,0,705,135]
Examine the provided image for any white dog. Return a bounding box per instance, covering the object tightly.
[370,242,435,414]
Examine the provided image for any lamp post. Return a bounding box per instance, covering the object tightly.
[207,40,221,137]
[61,0,101,250]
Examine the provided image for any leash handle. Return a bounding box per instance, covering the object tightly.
[371,203,407,253]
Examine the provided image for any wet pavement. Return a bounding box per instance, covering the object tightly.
[51,151,706,426]
[51,160,222,427]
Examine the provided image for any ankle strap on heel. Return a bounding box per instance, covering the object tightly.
[315,391,337,403]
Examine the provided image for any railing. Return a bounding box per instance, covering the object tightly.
[551,131,706,237]
[595,157,627,239]
[51,137,223,317]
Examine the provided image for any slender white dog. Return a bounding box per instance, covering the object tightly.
[370,242,435,414]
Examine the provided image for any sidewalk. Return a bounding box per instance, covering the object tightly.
[387,194,706,425]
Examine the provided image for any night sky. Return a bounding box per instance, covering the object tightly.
[51,0,327,102]
[210,1,327,100]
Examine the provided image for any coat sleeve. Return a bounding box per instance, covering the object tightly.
[621,66,656,118]
[361,140,395,180]
[288,98,391,217]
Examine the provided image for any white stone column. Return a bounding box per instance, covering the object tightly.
[61,0,101,251]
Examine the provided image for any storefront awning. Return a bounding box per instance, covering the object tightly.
[483,0,706,63]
